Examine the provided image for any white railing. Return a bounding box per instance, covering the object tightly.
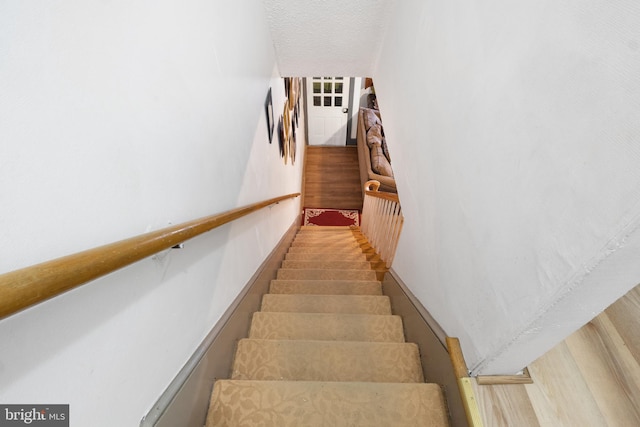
[360,180,404,268]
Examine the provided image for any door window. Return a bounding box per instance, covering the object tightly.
[313,77,343,110]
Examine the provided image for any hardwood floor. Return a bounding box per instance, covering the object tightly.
[472,284,640,426]
[303,146,363,210]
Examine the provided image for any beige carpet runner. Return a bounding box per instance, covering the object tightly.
[206,226,450,426]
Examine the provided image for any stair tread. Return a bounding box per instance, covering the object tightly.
[260,294,391,314]
[249,312,405,342]
[295,233,357,239]
[285,252,367,261]
[291,240,360,248]
[270,279,382,295]
[299,225,355,230]
[206,380,449,427]
[232,339,424,383]
[293,233,357,243]
[277,268,377,281]
[281,260,372,270]
[287,246,364,254]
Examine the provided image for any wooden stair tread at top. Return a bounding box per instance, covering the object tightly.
[249,312,405,342]
[281,260,372,270]
[293,232,357,239]
[299,225,355,231]
[269,279,382,295]
[206,380,450,427]
[287,245,364,254]
[277,268,377,281]
[284,252,367,261]
[260,294,392,314]
[290,240,360,247]
[295,229,356,234]
[232,339,424,383]
[292,237,359,245]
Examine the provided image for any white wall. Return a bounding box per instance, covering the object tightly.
[0,1,303,425]
[374,0,640,374]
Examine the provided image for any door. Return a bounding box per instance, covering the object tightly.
[307,77,351,146]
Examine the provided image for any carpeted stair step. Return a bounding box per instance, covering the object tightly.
[231,339,424,383]
[287,245,363,254]
[290,240,361,248]
[206,380,450,427]
[277,268,377,281]
[260,294,392,314]
[281,260,372,270]
[269,279,382,295]
[293,236,358,244]
[284,252,367,261]
[249,312,405,342]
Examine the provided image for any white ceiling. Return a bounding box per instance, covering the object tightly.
[263,0,396,77]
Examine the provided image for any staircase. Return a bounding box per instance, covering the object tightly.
[205,226,450,426]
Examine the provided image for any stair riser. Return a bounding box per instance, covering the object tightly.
[207,381,449,427]
[284,252,367,261]
[294,234,357,240]
[269,280,382,295]
[281,260,372,270]
[287,246,363,254]
[232,340,424,383]
[277,269,377,281]
[249,312,405,342]
[290,241,361,248]
[260,295,392,314]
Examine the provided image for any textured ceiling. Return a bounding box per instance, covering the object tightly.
[263,0,396,77]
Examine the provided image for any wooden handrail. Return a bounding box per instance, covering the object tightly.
[0,193,300,320]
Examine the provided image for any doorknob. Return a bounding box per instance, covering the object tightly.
[342,108,349,114]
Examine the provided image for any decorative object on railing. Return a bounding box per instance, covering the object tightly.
[0,193,300,320]
[360,180,403,268]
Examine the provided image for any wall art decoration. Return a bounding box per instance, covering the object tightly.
[284,77,291,99]
[277,115,284,158]
[265,87,274,143]
[290,116,296,165]
[289,77,299,110]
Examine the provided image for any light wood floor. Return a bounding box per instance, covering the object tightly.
[472,284,640,426]
[302,146,363,210]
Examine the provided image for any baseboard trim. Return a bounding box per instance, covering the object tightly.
[476,367,533,385]
[387,269,449,346]
[140,218,299,427]
[383,269,467,427]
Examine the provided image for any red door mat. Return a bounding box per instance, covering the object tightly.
[302,208,360,227]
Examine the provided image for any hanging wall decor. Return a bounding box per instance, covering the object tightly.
[277,116,284,158]
[265,87,274,143]
[290,117,296,165]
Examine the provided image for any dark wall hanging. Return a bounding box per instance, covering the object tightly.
[265,87,274,143]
